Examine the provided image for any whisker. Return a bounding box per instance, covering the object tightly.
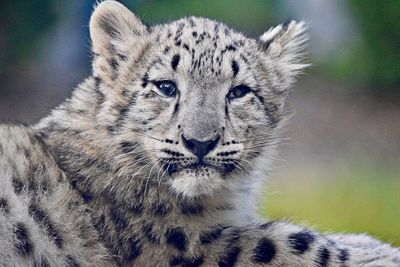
[159,160,171,186]
[232,159,251,174]
[128,128,164,142]
[144,158,162,195]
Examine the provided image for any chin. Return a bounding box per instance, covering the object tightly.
[168,168,225,198]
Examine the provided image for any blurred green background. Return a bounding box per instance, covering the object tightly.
[0,0,399,245]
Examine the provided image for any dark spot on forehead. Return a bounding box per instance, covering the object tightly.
[12,177,23,194]
[239,54,249,64]
[171,54,180,70]
[0,198,10,214]
[142,73,149,88]
[231,60,239,77]
[226,45,236,51]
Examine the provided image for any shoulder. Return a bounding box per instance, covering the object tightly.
[0,123,53,164]
[0,123,62,195]
[0,123,39,166]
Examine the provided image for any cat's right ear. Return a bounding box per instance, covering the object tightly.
[259,20,309,92]
[90,1,147,82]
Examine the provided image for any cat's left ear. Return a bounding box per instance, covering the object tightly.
[90,1,148,83]
[90,0,147,54]
[259,20,309,91]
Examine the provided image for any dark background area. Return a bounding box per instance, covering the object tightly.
[0,0,399,245]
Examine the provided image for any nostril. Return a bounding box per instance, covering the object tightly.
[181,135,194,151]
[207,135,220,152]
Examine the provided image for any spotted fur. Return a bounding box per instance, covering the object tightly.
[0,1,399,266]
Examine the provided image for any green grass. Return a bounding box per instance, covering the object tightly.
[260,167,400,246]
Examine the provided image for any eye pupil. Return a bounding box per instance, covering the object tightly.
[228,85,251,100]
[234,88,242,97]
[155,80,177,97]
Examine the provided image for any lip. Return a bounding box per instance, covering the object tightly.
[165,162,236,176]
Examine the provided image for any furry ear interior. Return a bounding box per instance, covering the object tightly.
[90,1,146,54]
[90,1,147,81]
[259,20,309,91]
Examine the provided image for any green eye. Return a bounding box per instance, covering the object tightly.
[154,80,177,97]
[227,85,251,100]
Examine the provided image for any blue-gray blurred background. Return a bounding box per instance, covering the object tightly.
[0,0,399,245]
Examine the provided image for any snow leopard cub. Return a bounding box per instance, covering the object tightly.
[0,1,399,266]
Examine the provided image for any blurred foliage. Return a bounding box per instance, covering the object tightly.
[324,0,400,90]
[129,0,278,35]
[261,168,400,246]
[0,0,57,77]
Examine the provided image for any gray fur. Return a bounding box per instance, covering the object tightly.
[0,1,399,266]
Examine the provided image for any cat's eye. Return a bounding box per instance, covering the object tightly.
[154,80,177,97]
[227,85,251,100]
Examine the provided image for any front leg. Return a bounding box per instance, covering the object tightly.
[195,220,400,266]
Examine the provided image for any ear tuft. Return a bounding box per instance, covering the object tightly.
[260,20,308,57]
[259,20,309,91]
[90,1,147,55]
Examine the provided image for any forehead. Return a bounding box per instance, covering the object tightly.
[148,17,258,81]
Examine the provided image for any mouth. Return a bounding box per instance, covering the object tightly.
[164,161,236,176]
